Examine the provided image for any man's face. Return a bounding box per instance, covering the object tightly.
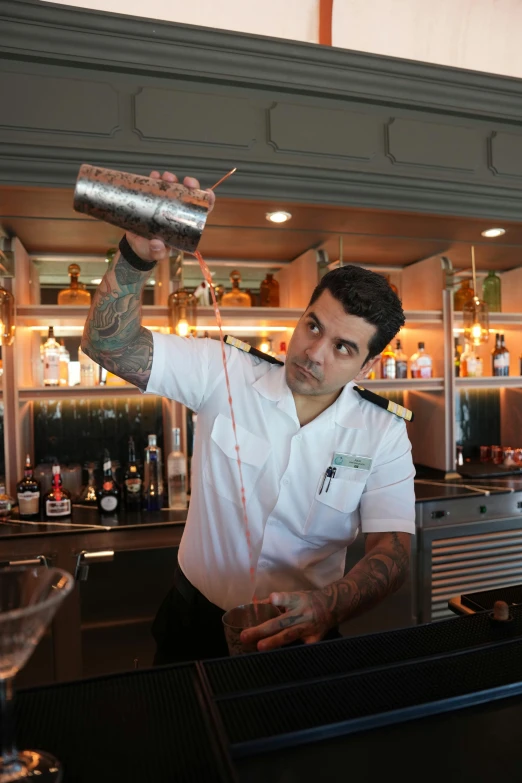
[285,289,378,397]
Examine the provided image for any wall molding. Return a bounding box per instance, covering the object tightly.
[2,0,522,124]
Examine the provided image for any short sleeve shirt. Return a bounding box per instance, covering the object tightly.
[146,332,415,610]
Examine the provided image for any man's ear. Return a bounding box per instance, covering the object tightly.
[354,354,380,382]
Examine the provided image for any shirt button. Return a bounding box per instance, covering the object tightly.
[258,559,268,568]
[295,433,302,441]
[283,477,290,486]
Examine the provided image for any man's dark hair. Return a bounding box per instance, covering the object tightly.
[308,265,405,361]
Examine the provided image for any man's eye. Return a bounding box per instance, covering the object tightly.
[308,322,319,333]
[336,343,350,355]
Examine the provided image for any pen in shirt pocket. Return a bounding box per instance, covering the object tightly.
[319,466,336,494]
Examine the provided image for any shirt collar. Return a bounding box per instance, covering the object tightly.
[253,371,366,430]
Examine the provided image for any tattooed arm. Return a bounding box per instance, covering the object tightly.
[241,531,411,652]
[81,170,214,391]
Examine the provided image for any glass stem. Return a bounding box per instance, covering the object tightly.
[0,677,19,770]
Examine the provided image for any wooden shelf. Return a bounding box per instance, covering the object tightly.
[363,378,444,392]
[18,386,143,400]
[456,377,522,390]
[15,305,445,328]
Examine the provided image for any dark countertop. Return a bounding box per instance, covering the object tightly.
[0,504,187,539]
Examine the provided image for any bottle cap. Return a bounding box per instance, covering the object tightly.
[418,342,425,349]
[148,434,157,446]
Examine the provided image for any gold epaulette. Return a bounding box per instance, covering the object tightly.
[354,385,414,422]
[224,335,284,366]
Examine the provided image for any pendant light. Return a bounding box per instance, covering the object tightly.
[168,253,197,337]
[463,246,489,345]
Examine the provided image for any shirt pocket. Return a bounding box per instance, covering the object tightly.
[302,471,367,546]
[204,412,270,505]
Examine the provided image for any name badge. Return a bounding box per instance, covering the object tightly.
[332,452,372,471]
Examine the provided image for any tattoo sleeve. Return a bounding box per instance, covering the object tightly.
[317,532,411,626]
[81,250,154,391]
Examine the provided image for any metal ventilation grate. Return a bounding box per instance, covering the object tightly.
[204,604,522,697]
[214,636,522,757]
[431,528,522,620]
[16,664,234,783]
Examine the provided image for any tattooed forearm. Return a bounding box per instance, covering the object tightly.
[320,532,411,625]
[81,251,154,391]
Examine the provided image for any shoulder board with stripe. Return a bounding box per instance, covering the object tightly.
[353,385,414,422]
[224,335,284,366]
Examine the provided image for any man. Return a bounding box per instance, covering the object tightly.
[82,170,415,663]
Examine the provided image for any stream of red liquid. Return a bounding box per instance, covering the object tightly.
[195,251,256,596]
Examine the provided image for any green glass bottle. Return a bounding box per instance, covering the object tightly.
[482,270,501,312]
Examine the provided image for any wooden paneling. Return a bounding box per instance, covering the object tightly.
[134,88,257,149]
[489,131,522,178]
[386,118,481,172]
[0,71,119,137]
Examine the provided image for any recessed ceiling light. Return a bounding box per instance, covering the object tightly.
[266,211,292,224]
[90,278,102,284]
[481,227,506,238]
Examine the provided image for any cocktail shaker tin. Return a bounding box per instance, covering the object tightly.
[73,164,210,253]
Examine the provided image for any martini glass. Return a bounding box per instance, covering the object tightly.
[0,566,74,781]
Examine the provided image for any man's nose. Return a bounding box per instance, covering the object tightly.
[305,339,326,364]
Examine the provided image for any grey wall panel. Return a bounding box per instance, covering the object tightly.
[0,71,119,137]
[267,103,379,161]
[386,119,482,173]
[489,131,522,178]
[133,88,257,149]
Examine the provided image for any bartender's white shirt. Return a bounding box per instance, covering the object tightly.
[146,333,415,610]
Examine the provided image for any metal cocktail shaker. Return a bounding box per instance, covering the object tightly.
[73,164,211,253]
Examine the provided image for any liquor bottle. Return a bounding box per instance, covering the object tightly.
[79,462,98,505]
[143,434,164,511]
[454,279,474,311]
[492,333,501,377]
[16,454,41,520]
[221,271,252,307]
[410,342,433,379]
[43,326,60,387]
[499,334,510,377]
[78,345,98,386]
[381,344,396,379]
[277,341,287,362]
[97,449,120,514]
[454,338,462,377]
[395,339,408,379]
[482,270,501,312]
[43,464,72,520]
[59,340,70,387]
[57,263,91,306]
[167,428,188,509]
[124,437,143,511]
[260,273,280,307]
[460,342,476,377]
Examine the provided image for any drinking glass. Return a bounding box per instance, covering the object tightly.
[222,603,281,656]
[0,566,74,781]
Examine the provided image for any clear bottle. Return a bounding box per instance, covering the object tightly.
[124,437,143,511]
[410,342,433,379]
[43,326,60,387]
[57,263,92,306]
[454,279,474,311]
[167,428,188,509]
[78,345,97,386]
[381,344,396,379]
[143,434,164,511]
[16,454,41,520]
[482,270,501,312]
[43,464,72,520]
[454,337,462,378]
[260,273,280,307]
[79,462,98,506]
[461,342,479,377]
[97,449,120,515]
[395,339,408,379]
[221,271,252,307]
[59,340,70,387]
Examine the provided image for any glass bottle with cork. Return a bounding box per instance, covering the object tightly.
[43,464,72,520]
[482,270,501,313]
[42,326,60,387]
[410,342,433,379]
[97,449,120,515]
[260,273,280,307]
[394,339,408,379]
[221,271,252,307]
[380,344,396,379]
[16,454,41,520]
[57,264,91,306]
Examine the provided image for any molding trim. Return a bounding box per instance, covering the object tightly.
[1,142,522,221]
[2,1,522,124]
